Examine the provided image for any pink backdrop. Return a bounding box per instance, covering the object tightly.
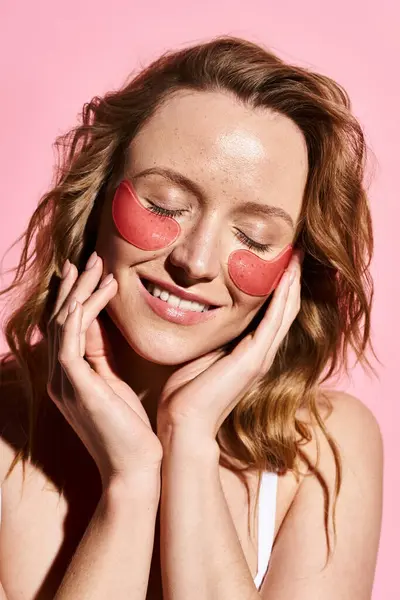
[0,1,398,597]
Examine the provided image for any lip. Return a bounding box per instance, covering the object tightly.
[137,276,220,326]
[139,275,222,308]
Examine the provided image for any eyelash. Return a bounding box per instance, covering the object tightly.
[234,230,273,254]
[146,203,273,254]
[147,203,186,218]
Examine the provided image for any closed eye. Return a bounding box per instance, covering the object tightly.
[146,202,186,218]
[146,202,273,254]
[234,230,273,254]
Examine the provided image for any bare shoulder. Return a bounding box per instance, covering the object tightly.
[296,388,383,476]
[260,390,383,599]
[321,388,382,439]
[294,389,384,527]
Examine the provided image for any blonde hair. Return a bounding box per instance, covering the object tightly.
[0,35,378,567]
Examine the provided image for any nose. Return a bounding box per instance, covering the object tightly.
[167,214,221,284]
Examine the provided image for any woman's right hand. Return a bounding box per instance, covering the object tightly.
[46,251,163,489]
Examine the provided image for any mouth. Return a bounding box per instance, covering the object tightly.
[140,277,220,313]
[137,276,220,326]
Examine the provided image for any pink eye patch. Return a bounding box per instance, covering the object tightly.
[112,179,292,297]
[112,179,181,250]
[228,244,293,297]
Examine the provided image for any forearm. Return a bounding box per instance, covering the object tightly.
[55,471,160,600]
[159,428,260,600]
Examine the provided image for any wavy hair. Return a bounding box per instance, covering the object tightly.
[0,35,378,567]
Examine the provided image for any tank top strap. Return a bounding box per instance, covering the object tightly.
[253,470,278,589]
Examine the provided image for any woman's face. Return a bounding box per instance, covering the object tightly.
[96,90,308,365]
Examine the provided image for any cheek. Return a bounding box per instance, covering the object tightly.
[111,179,180,250]
[228,244,293,297]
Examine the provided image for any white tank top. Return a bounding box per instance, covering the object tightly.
[253,470,278,588]
[0,470,277,590]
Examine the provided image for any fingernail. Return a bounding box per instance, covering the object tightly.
[85,251,98,270]
[62,259,71,279]
[99,273,114,288]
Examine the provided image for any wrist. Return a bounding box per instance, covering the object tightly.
[103,467,161,505]
[159,423,220,463]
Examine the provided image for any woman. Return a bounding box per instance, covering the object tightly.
[0,36,383,599]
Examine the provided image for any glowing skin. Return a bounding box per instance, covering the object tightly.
[228,244,293,297]
[95,90,308,367]
[112,179,293,298]
[112,179,180,250]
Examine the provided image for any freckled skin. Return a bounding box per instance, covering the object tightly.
[228,245,293,296]
[112,180,180,250]
[112,179,293,297]
[96,90,308,365]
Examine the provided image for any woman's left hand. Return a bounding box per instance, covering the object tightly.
[157,248,304,444]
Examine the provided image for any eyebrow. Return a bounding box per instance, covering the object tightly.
[129,166,294,230]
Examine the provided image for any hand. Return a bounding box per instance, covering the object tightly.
[157,249,304,444]
[46,252,163,489]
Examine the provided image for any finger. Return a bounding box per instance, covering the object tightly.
[252,251,301,349]
[59,300,137,432]
[77,274,118,338]
[53,255,109,360]
[207,263,300,422]
[250,268,292,352]
[261,265,302,371]
[56,256,107,326]
[48,256,116,420]
[191,268,293,392]
[235,253,300,378]
[162,337,258,417]
[49,262,79,322]
[160,348,226,399]
[58,299,106,402]
[49,259,95,391]
[213,256,301,390]
[47,263,79,379]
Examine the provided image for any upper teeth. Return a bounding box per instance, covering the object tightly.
[146,282,210,312]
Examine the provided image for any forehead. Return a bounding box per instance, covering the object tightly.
[126,90,308,220]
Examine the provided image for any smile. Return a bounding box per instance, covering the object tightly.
[138,277,219,326]
[144,281,210,312]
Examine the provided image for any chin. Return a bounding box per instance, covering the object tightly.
[134,341,202,366]
[105,304,219,366]
[105,289,259,367]
[130,326,224,366]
